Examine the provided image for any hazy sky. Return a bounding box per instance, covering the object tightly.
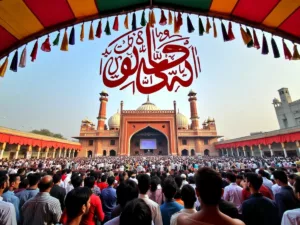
[0,10,300,141]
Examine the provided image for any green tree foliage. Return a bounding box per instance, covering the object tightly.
[31,129,65,140]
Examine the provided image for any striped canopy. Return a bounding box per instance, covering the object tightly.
[1,0,300,59]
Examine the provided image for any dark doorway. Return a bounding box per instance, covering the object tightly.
[181,149,188,156]
[88,150,93,158]
[110,150,116,156]
[204,149,210,156]
[103,150,107,156]
[191,149,195,156]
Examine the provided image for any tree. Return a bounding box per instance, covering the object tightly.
[31,129,65,140]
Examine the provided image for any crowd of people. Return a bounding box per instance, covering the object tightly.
[0,155,300,225]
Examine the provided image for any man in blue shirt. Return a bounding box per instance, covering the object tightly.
[16,173,40,209]
[2,174,21,223]
[101,176,117,222]
[242,173,280,225]
[160,177,183,225]
[273,170,300,220]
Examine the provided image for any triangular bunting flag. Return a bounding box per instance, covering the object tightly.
[69,27,75,45]
[19,46,27,68]
[213,19,217,38]
[168,11,173,25]
[80,23,84,41]
[95,20,102,38]
[246,28,253,48]
[89,22,94,40]
[124,14,129,29]
[41,35,51,51]
[262,34,269,55]
[113,16,119,31]
[10,50,18,72]
[104,20,111,35]
[253,29,260,49]
[227,22,235,41]
[141,10,147,26]
[282,39,292,60]
[221,22,229,42]
[271,37,280,58]
[60,29,69,51]
[292,44,300,60]
[198,17,205,36]
[240,26,252,45]
[53,32,60,46]
[132,12,137,31]
[187,15,195,33]
[0,57,8,77]
[31,40,38,61]
[159,9,167,26]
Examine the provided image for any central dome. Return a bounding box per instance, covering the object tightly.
[137,96,160,111]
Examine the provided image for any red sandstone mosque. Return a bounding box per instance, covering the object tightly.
[75,90,221,157]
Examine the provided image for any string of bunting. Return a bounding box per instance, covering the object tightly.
[0,8,299,78]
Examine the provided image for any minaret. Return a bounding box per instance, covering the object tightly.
[97,91,109,130]
[188,90,200,130]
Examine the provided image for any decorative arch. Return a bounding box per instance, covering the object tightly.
[191,149,195,156]
[110,150,116,156]
[128,125,169,156]
[181,149,188,156]
[204,149,210,156]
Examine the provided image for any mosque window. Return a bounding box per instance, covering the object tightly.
[88,140,93,146]
[182,139,187,145]
[110,140,116,145]
[204,138,209,145]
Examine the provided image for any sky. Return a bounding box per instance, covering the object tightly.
[0,9,300,141]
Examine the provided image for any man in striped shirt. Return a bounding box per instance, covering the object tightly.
[21,175,62,225]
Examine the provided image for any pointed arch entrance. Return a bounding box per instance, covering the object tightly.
[110,150,116,156]
[204,149,210,156]
[181,149,188,156]
[87,150,93,158]
[129,126,169,156]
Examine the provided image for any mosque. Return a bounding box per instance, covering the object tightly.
[75,90,221,157]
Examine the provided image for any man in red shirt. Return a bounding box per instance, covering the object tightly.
[97,175,108,191]
[82,176,105,225]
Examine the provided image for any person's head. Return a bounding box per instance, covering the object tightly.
[117,179,139,207]
[53,174,62,185]
[9,174,21,190]
[66,169,72,174]
[195,168,222,206]
[107,176,115,186]
[65,187,92,222]
[294,176,300,200]
[245,173,263,192]
[162,177,177,200]
[288,174,297,186]
[17,168,26,176]
[101,175,107,182]
[174,175,183,189]
[188,176,195,184]
[71,175,83,188]
[0,174,8,192]
[84,176,95,189]
[27,173,41,187]
[181,184,196,209]
[273,170,288,186]
[138,174,151,194]
[226,172,236,183]
[38,175,54,192]
[150,176,161,192]
[236,174,243,186]
[120,199,152,225]
[18,178,29,189]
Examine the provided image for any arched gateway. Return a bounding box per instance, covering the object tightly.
[130,127,169,156]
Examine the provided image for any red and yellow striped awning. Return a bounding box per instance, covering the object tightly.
[1,0,300,59]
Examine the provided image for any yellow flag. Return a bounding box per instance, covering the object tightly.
[80,23,84,41]
[0,57,9,77]
[60,29,69,51]
[89,22,94,40]
[124,14,129,29]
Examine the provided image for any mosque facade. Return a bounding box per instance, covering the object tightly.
[75,90,221,157]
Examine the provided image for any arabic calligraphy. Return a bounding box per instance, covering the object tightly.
[100,24,201,94]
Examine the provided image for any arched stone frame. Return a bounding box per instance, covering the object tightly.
[204,149,210,156]
[181,149,188,156]
[87,150,93,158]
[110,149,116,156]
[191,149,195,156]
[128,126,170,156]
